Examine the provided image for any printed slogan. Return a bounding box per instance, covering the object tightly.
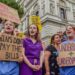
[58,42,75,67]
[0,33,22,61]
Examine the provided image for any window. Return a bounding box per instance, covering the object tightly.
[50,3,54,14]
[42,4,45,15]
[73,11,75,20]
[20,23,23,31]
[35,11,39,16]
[33,4,39,16]
[41,0,45,15]
[60,8,66,19]
[49,0,55,15]
[25,15,29,31]
[59,0,66,19]
[72,4,75,20]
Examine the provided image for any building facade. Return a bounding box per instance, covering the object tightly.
[17,0,75,46]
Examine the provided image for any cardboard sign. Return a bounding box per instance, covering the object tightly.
[29,16,42,30]
[0,3,21,24]
[58,43,75,67]
[0,33,22,61]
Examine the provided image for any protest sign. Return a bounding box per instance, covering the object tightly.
[58,42,75,67]
[0,33,22,61]
[0,3,20,24]
[29,16,42,30]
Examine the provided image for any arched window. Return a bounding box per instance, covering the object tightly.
[59,0,66,20]
[32,4,39,16]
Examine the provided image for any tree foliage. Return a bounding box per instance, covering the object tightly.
[0,0,24,18]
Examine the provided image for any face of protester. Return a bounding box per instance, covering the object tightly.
[4,21,14,33]
[66,26,74,37]
[29,24,38,37]
[53,35,61,44]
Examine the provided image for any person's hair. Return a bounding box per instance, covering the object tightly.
[51,34,60,45]
[26,24,41,42]
[66,25,75,31]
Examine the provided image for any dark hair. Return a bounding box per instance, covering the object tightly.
[51,34,60,44]
[26,24,40,42]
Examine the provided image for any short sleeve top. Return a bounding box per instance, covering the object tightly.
[46,45,59,65]
[23,37,43,59]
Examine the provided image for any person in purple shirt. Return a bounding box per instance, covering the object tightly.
[59,25,75,75]
[20,24,44,75]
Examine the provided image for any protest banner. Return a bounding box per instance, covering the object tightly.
[58,42,75,67]
[0,33,22,61]
[0,2,20,24]
[29,16,42,30]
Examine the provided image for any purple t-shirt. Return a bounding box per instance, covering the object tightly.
[23,38,43,59]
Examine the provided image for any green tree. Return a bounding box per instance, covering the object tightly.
[0,0,24,18]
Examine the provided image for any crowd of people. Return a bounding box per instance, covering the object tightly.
[0,20,75,75]
[43,25,75,75]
